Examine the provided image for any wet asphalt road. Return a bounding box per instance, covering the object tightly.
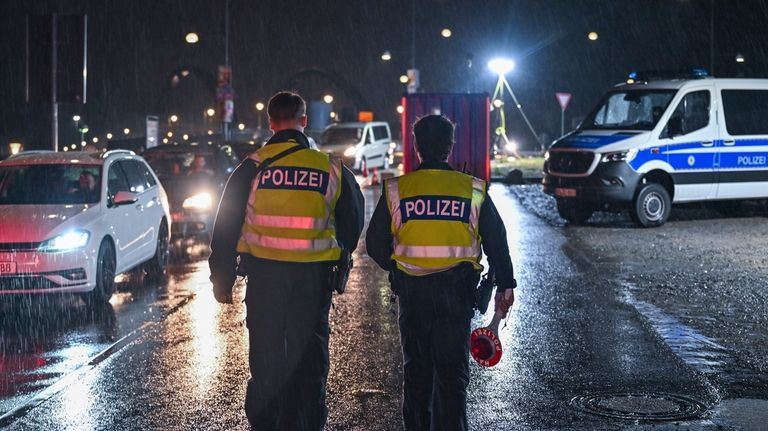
[1,184,767,430]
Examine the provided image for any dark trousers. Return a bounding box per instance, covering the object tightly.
[394,267,476,431]
[243,260,332,431]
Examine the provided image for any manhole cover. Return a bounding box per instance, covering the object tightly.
[570,392,706,421]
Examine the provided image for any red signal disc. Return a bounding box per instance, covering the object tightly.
[470,327,502,367]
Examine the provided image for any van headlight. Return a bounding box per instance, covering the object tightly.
[38,230,90,252]
[601,149,638,163]
[183,192,213,210]
[343,145,357,158]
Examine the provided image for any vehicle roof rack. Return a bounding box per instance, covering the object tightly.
[626,68,710,83]
[99,149,135,159]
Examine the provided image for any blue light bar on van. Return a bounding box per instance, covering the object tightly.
[626,69,710,82]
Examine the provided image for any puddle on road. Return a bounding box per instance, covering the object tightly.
[621,282,732,376]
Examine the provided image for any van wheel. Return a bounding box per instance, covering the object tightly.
[83,240,116,307]
[556,199,593,225]
[146,221,169,283]
[631,183,671,227]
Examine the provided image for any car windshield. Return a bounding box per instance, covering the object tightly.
[144,150,216,177]
[321,127,362,146]
[581,90,677,131]
[0,164,101,205]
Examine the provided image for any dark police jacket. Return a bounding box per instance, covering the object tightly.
[366,160,516,291]
[208,129,364,297]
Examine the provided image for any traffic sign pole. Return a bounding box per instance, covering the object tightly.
[555,92,572,137]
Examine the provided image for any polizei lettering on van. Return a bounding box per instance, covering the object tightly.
[399,195,471,223]
[259,166,329,194]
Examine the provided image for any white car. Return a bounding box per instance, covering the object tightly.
[0,150,171,307]
[320,121,393,171]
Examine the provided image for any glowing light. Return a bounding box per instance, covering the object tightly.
[381,51,392,61]
[72,115,81,122]
[399,75,409,84]
[588,31,599,41]
[92,137,99,143]
[185,32,199,44]
[163,138,169,144]
[207,130,213,135]
[81,141,87,147]
[736,53,746,63]
[170,115,179,123]
[183,134,189,140]
[206,108,215,117]
[9,142,22,155]
[492,99,504,108]
[330,111,336,119]
[123,128,130,135]
[106,133,113,139]
[323,94,334,104]
[238,123,245,130]
[488,58,515,75]
[441,28,452,38]
[167,131,173,138]
[255,102,265,111]
[396,105,405,114]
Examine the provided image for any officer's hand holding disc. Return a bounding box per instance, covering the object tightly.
[494,288,514,318]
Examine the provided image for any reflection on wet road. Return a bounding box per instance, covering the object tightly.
[1,184,767,430]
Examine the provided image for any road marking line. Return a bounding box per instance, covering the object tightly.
[0,292,195,427]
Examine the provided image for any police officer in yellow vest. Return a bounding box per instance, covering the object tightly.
[366,114,516,431]
[209,91,364,430]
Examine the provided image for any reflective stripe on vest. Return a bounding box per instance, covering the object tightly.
[237,142,342,262]
[386,169,487,276]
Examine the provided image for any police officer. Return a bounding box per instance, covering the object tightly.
[366,114,516,431]
[209,91,364,430]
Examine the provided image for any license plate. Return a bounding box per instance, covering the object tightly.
[555,187,577,198]
[0,262,17,275]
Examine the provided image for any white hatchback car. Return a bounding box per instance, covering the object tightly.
[0,150,171,307]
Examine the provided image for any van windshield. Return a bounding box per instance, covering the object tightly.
[321,127,362,146]
[582,90,677,131]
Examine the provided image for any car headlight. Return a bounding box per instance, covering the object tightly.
[343,145,357,158]
[601,149,638,163]
[38,230,90,252]
[182,192,213,210]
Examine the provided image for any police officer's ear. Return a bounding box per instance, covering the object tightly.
[299,115,308,128]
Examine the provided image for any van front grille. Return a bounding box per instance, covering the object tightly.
[549,152,596,175]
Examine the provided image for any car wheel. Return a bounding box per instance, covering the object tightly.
[146,221,169,282]
[631,182,671,227]
[556,199,593,225]
[83,240,116,307]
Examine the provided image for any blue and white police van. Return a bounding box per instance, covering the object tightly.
[543,72,768,227]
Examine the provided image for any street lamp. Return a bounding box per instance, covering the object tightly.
[185,32,199,44]
[323,94,334,104]
[170,114,179,123]
[8,142,22,155]
[441,28,452,38]
[381,51,392,61]
[399,74,409,84]
[206,108,215,117]
[72,115,81,122]
[396,105,404,115]
[588,31,599,41]
[736,53,745,63]
[255,102,265,129]
[237,123,245,131]
[123,128,130,135]
[106,132,113,140]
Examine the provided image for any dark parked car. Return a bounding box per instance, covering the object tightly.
[142,143,239,254]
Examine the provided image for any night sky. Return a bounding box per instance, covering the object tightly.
[2,0,768,153]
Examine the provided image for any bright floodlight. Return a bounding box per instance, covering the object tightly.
[736,53,745,63]
[488,58,515,75]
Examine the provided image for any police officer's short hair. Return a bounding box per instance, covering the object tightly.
[413,115,454,162]
[268,91,306,121]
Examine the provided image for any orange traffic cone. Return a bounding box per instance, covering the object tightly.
[370,167,380,186]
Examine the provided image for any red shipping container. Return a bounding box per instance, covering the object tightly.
[401,93,490,181]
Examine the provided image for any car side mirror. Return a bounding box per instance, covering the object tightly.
[113,191,138,206]
[667,117,684,138]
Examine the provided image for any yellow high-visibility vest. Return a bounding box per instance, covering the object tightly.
[237,141,343,262]
[385,169,486,276]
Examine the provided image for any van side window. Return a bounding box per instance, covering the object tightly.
[373,126,389,141]
[721,89,768,135]
[665,90,710,136]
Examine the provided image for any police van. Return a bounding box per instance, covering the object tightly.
[543,71,768,227]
